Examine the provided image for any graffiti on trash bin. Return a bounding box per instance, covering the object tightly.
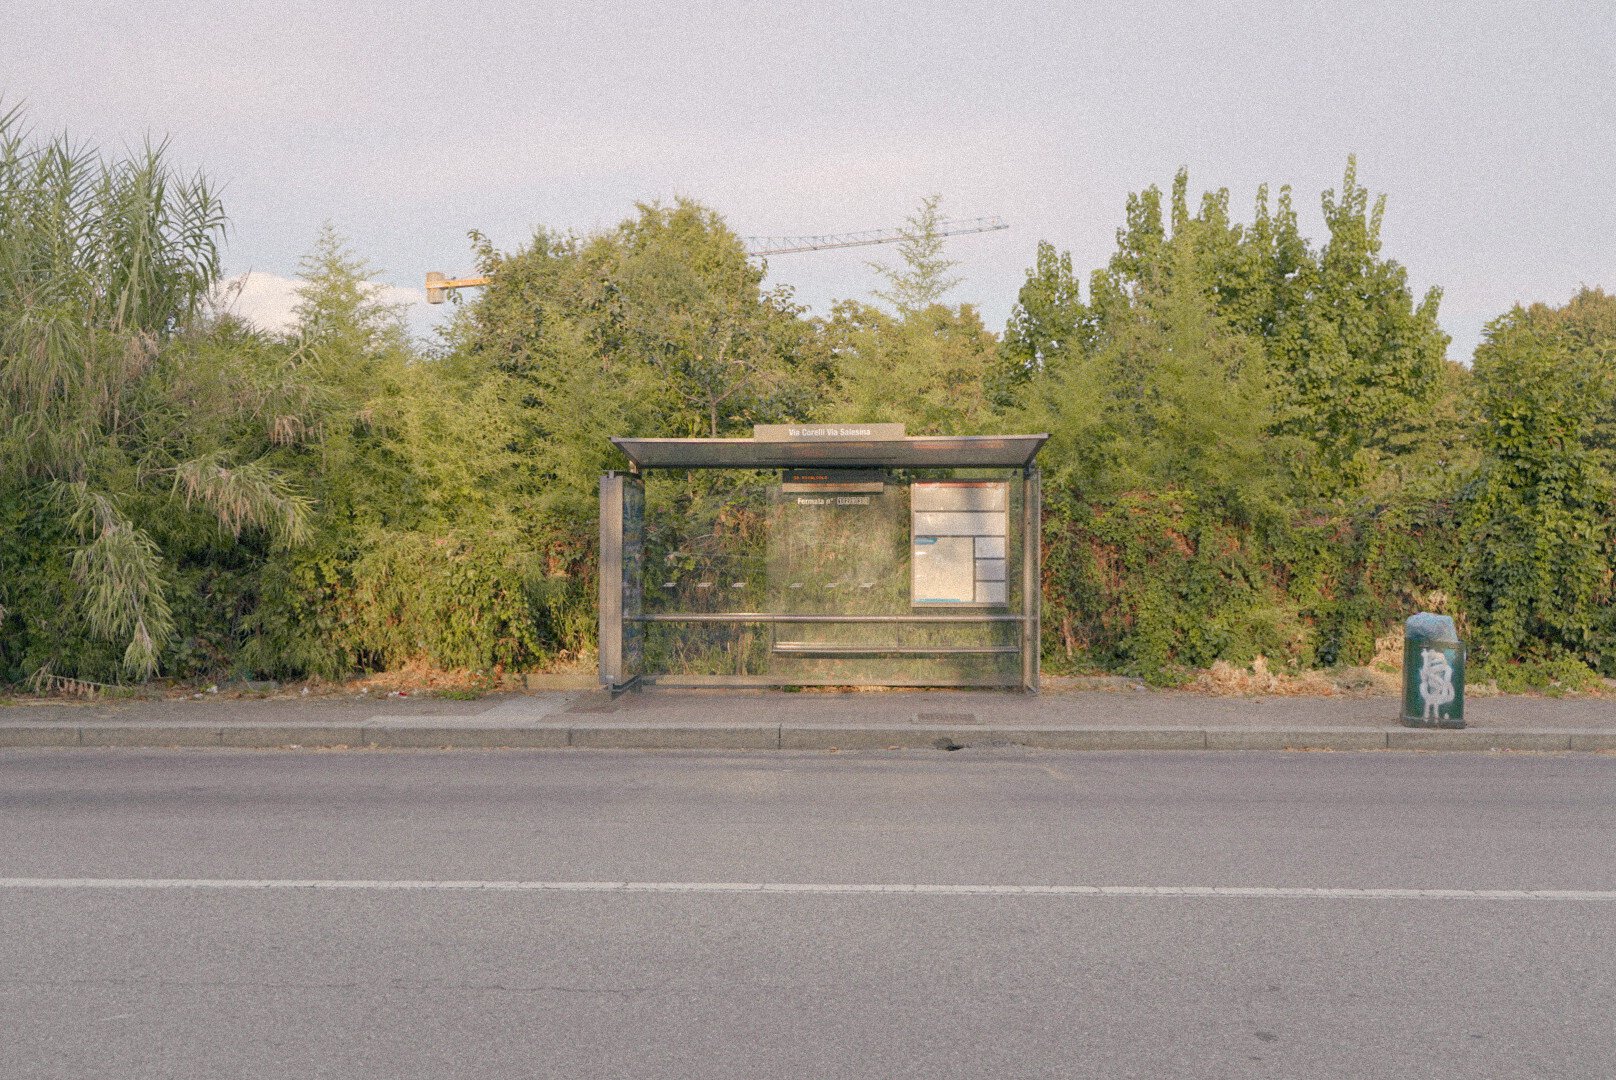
[1419,648,1456,722]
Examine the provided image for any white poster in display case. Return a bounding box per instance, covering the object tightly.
[910,481,1009,606]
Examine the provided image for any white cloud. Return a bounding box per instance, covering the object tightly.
[213,270,301,334]
[213,271,430,337]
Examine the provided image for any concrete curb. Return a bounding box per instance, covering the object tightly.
[1204,730,1391,752]
[3,723,1614,753]
[569,725,779,750]
[0,726,82,748]
[1384,729,1574,752]
[360,725,571,749]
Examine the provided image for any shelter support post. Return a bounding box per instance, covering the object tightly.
[598,472,644,693]
[1021,466,1041,693]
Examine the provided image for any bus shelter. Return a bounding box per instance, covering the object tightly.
[600,424,1047,693]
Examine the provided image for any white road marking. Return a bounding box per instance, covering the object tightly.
[0,878,1613,900]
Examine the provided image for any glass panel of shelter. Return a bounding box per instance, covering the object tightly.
[637,467,1024,687]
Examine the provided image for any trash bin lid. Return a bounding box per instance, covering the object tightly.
[1405,612,1459,646]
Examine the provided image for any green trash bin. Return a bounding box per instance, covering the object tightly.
[1401,613,1465,728]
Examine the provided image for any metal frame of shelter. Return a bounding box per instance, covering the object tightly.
[599,427,1048,693]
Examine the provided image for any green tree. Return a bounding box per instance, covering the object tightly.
[452,200,821,443]
[292,224,411,357]
[1025,244,1280,519]
[1008,164,1470,679]
[823,299,1000,433]
[222,228,420,676]
[423,200,832,666]
[0,104,305,681]
[869,194,962,316]
[999,240,1087,400]
[823,196,999,433]
[1267,159,1450,495]
[1460,289,1616,679]
[1086,162,1449,499]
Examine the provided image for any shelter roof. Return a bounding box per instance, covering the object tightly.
[609,433,1049,471]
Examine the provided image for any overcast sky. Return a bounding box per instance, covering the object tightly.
[8,0,1613,359]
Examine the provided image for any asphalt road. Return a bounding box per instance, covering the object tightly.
[2,747,1614,1079]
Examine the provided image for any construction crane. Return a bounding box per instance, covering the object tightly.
[743,214,1008,256]
[424,272,494,304]
[426,214,1009,303]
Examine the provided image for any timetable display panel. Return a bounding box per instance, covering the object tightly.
[910,481,1009,607]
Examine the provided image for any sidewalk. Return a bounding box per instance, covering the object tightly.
[2,684,1614,752]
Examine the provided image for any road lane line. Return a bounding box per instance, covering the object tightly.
[0,878,1613,900]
